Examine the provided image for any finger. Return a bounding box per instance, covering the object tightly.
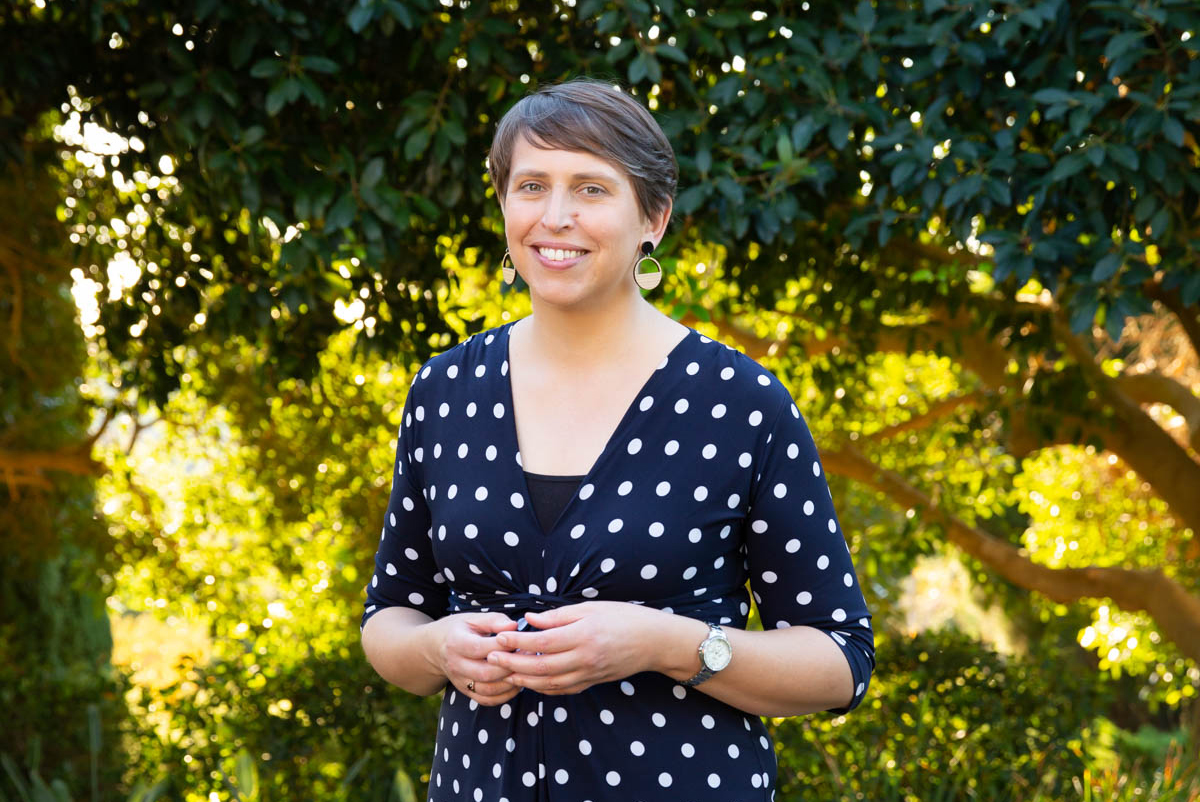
[522,605,586,629]
[450,630,519,661]
[445,655,513,683]
[471,686,522,707]
[508,670,590,695]
[461,677,517,698]
[488,648,576,677]
[465,613,520,636]
[494,626,577,654]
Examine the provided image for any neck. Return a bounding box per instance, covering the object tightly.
[519,287,656,370]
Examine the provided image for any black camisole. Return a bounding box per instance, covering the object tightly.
[523,471,586,533]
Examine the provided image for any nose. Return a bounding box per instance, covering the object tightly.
[540,187,575,231]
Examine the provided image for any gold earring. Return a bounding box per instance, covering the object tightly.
[633,241,662,291]
[501,249,516,285]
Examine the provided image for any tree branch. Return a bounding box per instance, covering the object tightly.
[865,389,988,442]
[0,447,106,481]
[821,441,1200,664]
[1144,279,1200,361]
[1116,372,1200,453]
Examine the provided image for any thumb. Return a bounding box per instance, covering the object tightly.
[523,606,580,629]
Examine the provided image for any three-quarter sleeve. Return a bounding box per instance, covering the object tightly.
[360,378,447,631]
[744,396,875,714]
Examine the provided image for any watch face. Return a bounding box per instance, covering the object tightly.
[702,636,732,671]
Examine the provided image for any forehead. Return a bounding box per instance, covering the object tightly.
[507,136,627,184]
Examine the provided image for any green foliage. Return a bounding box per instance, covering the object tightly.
[2,0,1195,402]
[771,628,1107,800]
[3,1,1199,799]
[0,161,129,800]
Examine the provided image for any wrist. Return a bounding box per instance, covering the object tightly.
[420,616,451,681]
[654,614,711,682]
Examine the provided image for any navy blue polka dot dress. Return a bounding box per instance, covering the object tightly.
[362,320,875,801]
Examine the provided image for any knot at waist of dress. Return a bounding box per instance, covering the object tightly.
[446,588,746,631]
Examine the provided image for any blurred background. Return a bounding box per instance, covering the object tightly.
[1,0,1198,799]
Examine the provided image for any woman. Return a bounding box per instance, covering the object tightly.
[360,77,874,801]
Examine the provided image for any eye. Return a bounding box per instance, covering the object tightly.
[582,185,607,196]
[517,181,543,192]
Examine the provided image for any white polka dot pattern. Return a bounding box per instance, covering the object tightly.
[361,320,874,800]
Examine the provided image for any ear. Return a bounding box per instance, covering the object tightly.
[641,198,673,250]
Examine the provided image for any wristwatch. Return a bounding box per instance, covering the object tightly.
[682,622,732,686]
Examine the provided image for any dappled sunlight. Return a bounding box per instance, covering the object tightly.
[895,552,1020,655]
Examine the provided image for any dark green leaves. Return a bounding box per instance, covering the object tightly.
[250,58,284,79]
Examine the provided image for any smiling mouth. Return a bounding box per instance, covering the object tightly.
[536,247,587,261]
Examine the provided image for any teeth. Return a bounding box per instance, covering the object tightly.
[538,247,584,261]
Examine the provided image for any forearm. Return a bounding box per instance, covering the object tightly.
[647,612,854,717]
[360,606,448,696]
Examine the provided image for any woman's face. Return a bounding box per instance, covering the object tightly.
[499,135,669,310]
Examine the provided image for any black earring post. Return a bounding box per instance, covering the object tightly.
[641,241,654,256]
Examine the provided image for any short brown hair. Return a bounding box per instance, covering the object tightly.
[487,78,677,223]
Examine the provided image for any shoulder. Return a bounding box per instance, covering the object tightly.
[690,330,797,420]
[406,322,511,397]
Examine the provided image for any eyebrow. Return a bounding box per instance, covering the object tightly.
[510,169,621,184]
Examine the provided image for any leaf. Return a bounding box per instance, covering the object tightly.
[1091,253,1120,282]
[1068,296,1099,334]
[386,0,414,28]
[1031,88,1076,105]
[674,184,710,215]
[827,117,851,150]
[1162,115,1184,147]
[301,56,340,74]
[984,177,1011,205]
[776,133,793,163]
[695,147,712,176]
[644,53,662,83]
[851,0,876,33]
[791,117,820,151]
[1149,206,1169,237]
[627,52,648,84]
[250,58,284,79]
[891,160,918,187]
[361,157,385,190]
[1049,153,1087,182]
[325,191,357,230]
[235,750,258,800]
[1109,144,1139,170]
[265,82,289,116]
[716,175,744,205]
[231,26,259,69]
[194,95,214,129]
[1104,302,1126,343]
[1182,273,1200,307]
[1104,30,1145,63]
[404,127,431,161]
[347,4,374,33]
[241,126,265,147]
[655,44,688,64]
[442,118,466,146]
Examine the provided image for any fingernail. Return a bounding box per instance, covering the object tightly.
[487,653,498,663]
[496,635,510,647]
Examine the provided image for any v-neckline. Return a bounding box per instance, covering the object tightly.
[501,319,697,537]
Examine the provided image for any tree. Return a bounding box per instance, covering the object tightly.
[2,0,1198,788]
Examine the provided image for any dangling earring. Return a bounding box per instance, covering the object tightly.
[500,249,516,285]
[633,241,663,291]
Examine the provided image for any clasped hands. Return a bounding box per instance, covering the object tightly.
[438,601,662,705]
